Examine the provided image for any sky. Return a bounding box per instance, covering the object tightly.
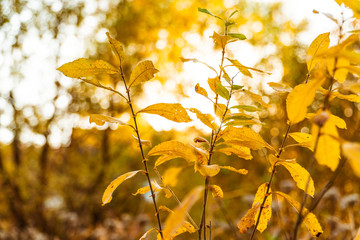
[0,0,355,146]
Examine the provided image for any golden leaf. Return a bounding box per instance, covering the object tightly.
[195,83,208,98]
[286,76,325,124]
[89,114,130,127]
[215,103,229,118]
[209,185,224,198]
[227,58,271,77]
[243,89,270,108]
[279,162,315,197]
[159,205,174,213]
[139,228,155,240]
[221,126,273,150]
[342,142,360,177]
[57,58,119,78]
[275,191,323,237]
[288,132,312,143]
[163,187,203,239]
[238,203,260,234]
[106,32,125,65]
[307,32,330,72]
[138,103,192,123]
[128,60,159,87]
[133,180,171,198]
[327,57,349,82]
[220,166,248,175]
[102,170,144,205]
[210,31,232,49]
[162,167,183,187]
[220,65,231,83]
[216,144,253,160]
[208,76,221,94]
[267,82,292,92]
[197,164,221,177]
[147,140,196,166]
[253,183,272,232]
[332,91,360,103]
[189,108,218,130]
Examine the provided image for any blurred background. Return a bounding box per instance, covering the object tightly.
[0,0,359,239]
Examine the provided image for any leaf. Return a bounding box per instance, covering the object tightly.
[307,32,330,72]
[139,228,155,240]
[341,65,360,77]
[198,8,224,21]
[89,114,130,127]
[332,91,360,103]
[220,166,248,175]
[210,31,232,49]
[238,203,260,234]
[128,60,159,87]
[312,114,343,171]
[267,82,292,92]
[147,140,196,166]
[228,33,247,40]
[208,77,221,94]
[243,90,270,108]
[57,58,119,78]
[349,83,360,94]
[288,132,312,143]
[159,205,174,213]
[227,58,271,77]
[215,103,229,118]
[221,126,273,150]
[102,170,144,205]
[133,180,171,198]
[279,162,315,197]
[219,65,231,84]
[231,84,244,90]
[138,103,192,123]
[181,57,218,74]
[215,144,253,160]
[163,186,203,239]
[195,83,208,98]
[224,119,260,126]
[132,135,151,147]
[209,185,224,198]
[252,183,272,232]
[215,82,230,100]
[189,108,218,130]
[275,191,323,237]
[286,76,325,124]
[106,32,125,65]
[162,167,183,187]
[342,142,360,177]
[231,105,260,112]
[327,57,349,82]
[197,164,221,177]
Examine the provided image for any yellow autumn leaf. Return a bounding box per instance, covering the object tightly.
[238,203,260,234]
[139,228,155,240]
[252,183,272,232]
[279,162,315,197]
[220,166,248,175]
[89,114,130,127]
[106,32,125,65]
[332,91,360,103]
[159,205,174,213]
[227,58,271,77]
[307,32,330,72]
[275,191,323,237]
[312,113,345,171]
[138,103,192,123]
[210,31,232,49]
[243,89,270,108]
[197,164,221,177]
[289,132,312,143]
[215,144,253,160]
[147,140,196,166]
[286,75,325,124]
[195,83,208,98]
[189,108,218,130]
[57,58,119,78]
[267,82,292,92]
[215,103,229,118]
[349,83,360,94]
[327,57,349,82]
[208,76,221,94]
[102,170,144,206]
[342,142,360,177]
[341,65,360,77]
[133,180,171,198]
[163,187,203,239]
[162,167,183,187]
[221,126,273,150]
[128,60,159,87]
[219,65,231,83]
[133,185,151,196]
[209,185,224,198]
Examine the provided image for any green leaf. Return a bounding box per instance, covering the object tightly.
[215,82,230,100]
[228,10,238,19]
[198,8,224,21]
[231,105,260,112]
[231,85,244,90]
[228,33,247,40]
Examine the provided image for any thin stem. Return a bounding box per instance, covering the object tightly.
[119,65,163,238]
[215,197,241,240]
[250,124,291,240]
[198,24,229,240]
